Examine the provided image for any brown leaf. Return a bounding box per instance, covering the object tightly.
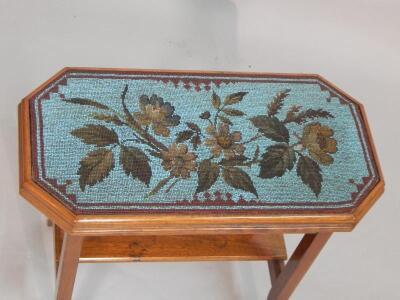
[78,148,114,191]
[222,167,258,197]
[199,111,211,119]
[176,130,194,143]
[190,134,201,150]
[249,116,289,143]
[219,155,249,166]
[259,144,296,178]
[62,98,110,110]
[71,124,118,146]
[120,146,152,187]
[186,122,201,132]
[267,89,290,116]
[222,108,245,116]
[212,92,221,109]
[224,92,247,105]
[284,108,334,124]
[284,105,302,123]
[296,155,322,196]
[218,115,233,125]
[196,159,220,193]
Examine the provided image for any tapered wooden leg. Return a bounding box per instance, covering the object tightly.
[267,232,332,300]
[53,225,63,277]
[55,233,83,300]
[268,259,285,285]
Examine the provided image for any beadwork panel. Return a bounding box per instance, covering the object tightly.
[29,71,379,214]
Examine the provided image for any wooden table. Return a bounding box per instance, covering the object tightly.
[19,68,384,300]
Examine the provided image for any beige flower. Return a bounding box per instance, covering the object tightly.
[133,94,180,137]
[204,123,245,159]
[301,122,337,165]
[161,143,197,178]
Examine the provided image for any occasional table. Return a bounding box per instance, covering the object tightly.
[19,68,384,300]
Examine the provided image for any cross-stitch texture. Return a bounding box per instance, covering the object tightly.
[29,70,379,214]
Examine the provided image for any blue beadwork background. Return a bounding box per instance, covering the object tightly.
[30,71,378,213]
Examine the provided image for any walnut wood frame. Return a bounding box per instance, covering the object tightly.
[19,67,385,300]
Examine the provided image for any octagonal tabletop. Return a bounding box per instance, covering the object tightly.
[19,68,384,234]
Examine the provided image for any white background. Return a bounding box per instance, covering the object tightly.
[1,0,399,299]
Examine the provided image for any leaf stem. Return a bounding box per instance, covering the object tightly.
[120,138,144,145]
[118,85,169,152]
[213,104,226,127]
[241,133,263,144]
[165,178,180,193]
[146,175,174,198]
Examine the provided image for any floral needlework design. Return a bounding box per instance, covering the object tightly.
[64,86,337,198]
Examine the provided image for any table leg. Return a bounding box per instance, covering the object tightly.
[55,233,83,300]
[268,259,285,285]
[267,232,332,300]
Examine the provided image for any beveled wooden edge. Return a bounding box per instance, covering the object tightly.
[18,67,385,236]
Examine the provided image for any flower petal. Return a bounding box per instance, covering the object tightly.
[212,146,222,157]
[177,143,188,154]
[153,123,170,137]
[233,143,245,154]
[310,150,334,166]
[206,125,216,135]
[223,149,235,159]
[139,95,150,111]
[324,138,337,153]
[133,112,151,126]
[320,125,334,137]
[218,123,230,136]
[230,131,242,142]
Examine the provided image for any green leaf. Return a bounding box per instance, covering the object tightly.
[91,113,124,126]
[176,130,194,143]
[297,156,322,196]
[224,92,247,105]
[222,167,258,197]
[78,148,115,191]
[62,98,110,110]
[212,92,221,109]
[259,144,296,178]
[120,146,152,187]
[196,160,220,193]
[186,122,201,132]
[218,115,233,125]
[222,108,245,116]
[71,124,119,146]
[249,116,289,143]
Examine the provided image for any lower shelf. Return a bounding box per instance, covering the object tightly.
[54,226,286,263]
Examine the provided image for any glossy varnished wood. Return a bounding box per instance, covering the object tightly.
[267,233,332,300]
[268,259,285,285]
[54,225,287,263]
[55,233,83,300]
[18,67,385,236]
[19,68,385,300]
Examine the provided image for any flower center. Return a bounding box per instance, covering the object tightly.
[216,136,233,149]
[174,156,186,169]
[146,105,164,121]
[317,135,328,150]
